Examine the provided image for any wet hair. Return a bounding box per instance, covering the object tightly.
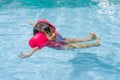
[33,22,49,35]
[33,22,56,39]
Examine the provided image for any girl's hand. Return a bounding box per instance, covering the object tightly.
[29,21,35,27]
[18,52,32,58]
[18,47,39,58]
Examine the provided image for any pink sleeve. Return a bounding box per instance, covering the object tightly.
[29,32,48,49]
[56,31,59,37]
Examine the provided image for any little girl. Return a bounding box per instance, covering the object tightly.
[19,19,99,58]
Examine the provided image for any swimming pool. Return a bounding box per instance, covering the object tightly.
[0,0,120,80]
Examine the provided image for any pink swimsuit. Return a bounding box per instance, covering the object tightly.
[29,19,66,49]
[29,32,66,49]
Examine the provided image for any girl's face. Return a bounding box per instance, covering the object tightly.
[45,29,56,40]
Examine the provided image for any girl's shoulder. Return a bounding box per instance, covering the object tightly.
[29,32,49,48]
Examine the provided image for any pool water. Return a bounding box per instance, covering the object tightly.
[0,0,120,80]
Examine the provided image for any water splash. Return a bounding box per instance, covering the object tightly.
[97,0,116,19]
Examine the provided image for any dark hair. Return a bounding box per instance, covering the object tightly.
[33,22,50,35]
[33,22,56,40]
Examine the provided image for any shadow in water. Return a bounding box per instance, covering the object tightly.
[69,52,120,79]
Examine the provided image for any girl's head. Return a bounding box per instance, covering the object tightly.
[33,22,56,40]
[33,22,49,35]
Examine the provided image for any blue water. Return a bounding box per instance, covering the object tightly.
[0,0,120,80]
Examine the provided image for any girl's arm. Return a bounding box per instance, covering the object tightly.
[19,47,39,58]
